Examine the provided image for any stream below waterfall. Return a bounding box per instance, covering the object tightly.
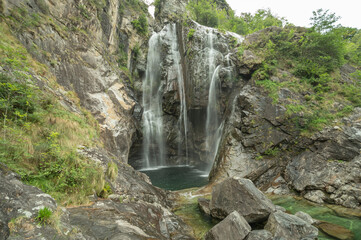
[174,191,361,240]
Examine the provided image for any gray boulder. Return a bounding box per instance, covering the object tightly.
[265,211,318,240]
[304,190,326,204]
[204,211,251,240]
[246,230,273,240]
[295,211,317,225]
[210,177,276,223]
[198,198,211,216]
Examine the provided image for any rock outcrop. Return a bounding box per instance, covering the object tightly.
[0,158,193,240]
[246,230,273,240]
[209,177,276,223]
[2,0,146,161]
[264,211,318,240]
[204,211,251,240]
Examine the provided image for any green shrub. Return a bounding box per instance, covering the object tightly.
[36,207,52,225]
[131,14,148,35]
[98,182,112,198]
[187,28,196,40]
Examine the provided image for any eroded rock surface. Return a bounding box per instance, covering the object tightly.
[209,177,276,223]
[204,211,251,240]
[264,211,318,240]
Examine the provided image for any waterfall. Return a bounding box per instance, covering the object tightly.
[205,30,223,173]
[142,24,189,168]
[164,24,189,164]
[142,31,166,169]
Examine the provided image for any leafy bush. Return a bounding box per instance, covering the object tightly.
[131,14,148,35]
[36,207,52,225]
[187,28,196,40]
[98,182,112,198]
[0,74,39,125]
[187,0,285,35]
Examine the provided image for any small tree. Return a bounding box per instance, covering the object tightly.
[310,9,341,33]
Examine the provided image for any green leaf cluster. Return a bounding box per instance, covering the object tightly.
[36,207,52,225]
[187,0,285,35]
[131,14,148,36]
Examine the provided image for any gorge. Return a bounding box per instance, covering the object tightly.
[0,0,360,239]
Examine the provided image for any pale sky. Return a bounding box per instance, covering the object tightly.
[226,0,361,29]
[145,0,360,29]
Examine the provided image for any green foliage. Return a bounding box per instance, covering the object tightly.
[0,74,39,125]
[153,0,163,16]
[98,182,112,198]
[310,9,341,33]
[187,0,219,28]
[187,0,285,35]
[187,28,196,40]
[36,207,52,225]
[131,14,148,35]
[117,43,128,67]
[78,4,90,19]
[8,7,43,31]
[245,18,361,135]
[132,44,141,60]
[264,147,280,156]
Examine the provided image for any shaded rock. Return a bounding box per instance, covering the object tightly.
[304,190,326,204]
[265,211,318,240]
[246,229,273,240]
[295,211,317,225]
[198,198,211,216]
[204,211,251,240]
[210,177,276,223]
[316,221,354,240]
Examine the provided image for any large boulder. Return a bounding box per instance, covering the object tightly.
[264,211,318,240]
[204,211,251,240]
[246,230,273,240]
[68,200,194,240]
[209,177,276,223]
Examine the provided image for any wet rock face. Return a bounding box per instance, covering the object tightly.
[204,211,251,240]
[264,211,318,240]
[3,0,142,161]
[209,177,276,223]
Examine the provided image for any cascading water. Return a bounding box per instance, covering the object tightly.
[142,24,189,168]
[142,31,166,169]
[137,22,243,189]
[164,24,189,164]
[205,30,223,173]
